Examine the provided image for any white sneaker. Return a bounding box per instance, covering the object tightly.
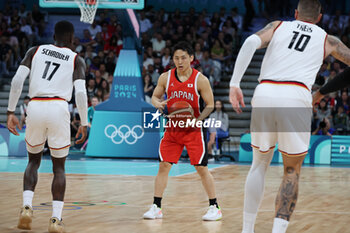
[202,205,222,221]
[143,204,163,219]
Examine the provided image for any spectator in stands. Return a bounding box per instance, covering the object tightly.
[312,118,334,136]
[104,34,123,57]
[105,51,116,74]
[336,91,350,113]
[333,61,344,74]
[88,20,102,38]
[19,96,30,128]
[99,63,109,80]
[211,39,225,61]
[93,32,105,53]
[94,70,103,89]
[207,100,229,155]
[231,7,243,31]
[194,42,203,61]
[18,4,28,18]
[95,88,104,102]
[87,78,96,99]
[0,35,12,77]
[143,73,154,104]
[314,99,332,126]
[319,62,330,77]
[152,32,166,54]
[88,96,99,127]
[140,11,152,33]
[80,29,94,47]
[153,55,164,75]
[148,64,160,84]
[200,49,214,79]
[20,18,34,46]
[100,79,110,95]
[333,106,349,134]
[162,47,171,67]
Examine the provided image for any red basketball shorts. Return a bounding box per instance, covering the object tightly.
[159,128,208,166]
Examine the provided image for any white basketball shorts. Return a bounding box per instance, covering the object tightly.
[250,82,312,156]
[25,98,71,158]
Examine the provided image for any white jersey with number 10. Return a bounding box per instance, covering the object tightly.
[29,44,77,101]
[259,20,327,90]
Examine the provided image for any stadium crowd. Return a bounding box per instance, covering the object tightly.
[1,2,350,139]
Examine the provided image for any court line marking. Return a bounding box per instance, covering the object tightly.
[121,204,350,215]
[173,165,230,177]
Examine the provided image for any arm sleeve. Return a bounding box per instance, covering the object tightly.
[230,34,261,87]
[74,79,88,126]
[319,67,350,95]
[7,65,30,112]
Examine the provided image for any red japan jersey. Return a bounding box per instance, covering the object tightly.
[166,68,201,118]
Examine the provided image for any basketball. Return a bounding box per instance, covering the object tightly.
[168,101,194,122]
[86,0,96,5]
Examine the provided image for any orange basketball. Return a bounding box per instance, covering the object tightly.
[168,101,194,122]
[86,0,96,5]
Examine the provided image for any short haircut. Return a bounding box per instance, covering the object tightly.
[54,21,74,42]
[297,0,321,21]
[172,41,194,57]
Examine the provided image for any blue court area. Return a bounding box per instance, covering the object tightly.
[0,156,225,176]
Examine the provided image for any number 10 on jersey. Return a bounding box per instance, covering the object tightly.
[288,31,311,52]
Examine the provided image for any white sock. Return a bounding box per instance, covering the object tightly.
[23,190,34,208]
[52,201,64,220]
[272,218,289,233]
[242,212,257,233]
[242,149,274,233]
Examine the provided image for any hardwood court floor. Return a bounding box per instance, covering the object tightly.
[0,165,349,233]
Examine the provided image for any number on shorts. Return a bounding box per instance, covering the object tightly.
[42,61,60,81]
[288,31,311,52]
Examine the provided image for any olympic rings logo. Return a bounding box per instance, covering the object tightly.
[104,124,144,145]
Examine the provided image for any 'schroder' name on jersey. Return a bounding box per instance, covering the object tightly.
[41,48,70,61]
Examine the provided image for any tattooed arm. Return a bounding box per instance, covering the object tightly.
[255,21,281,49]
[229,21,280,112]
[325,35,350,66]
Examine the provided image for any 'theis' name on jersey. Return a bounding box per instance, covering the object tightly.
[297,23,313,33]
[169,91,194,101]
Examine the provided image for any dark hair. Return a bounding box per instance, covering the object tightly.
[214,99,226,113]
[54,21,74,42]
[297,0,321,21]
[172,41,194,57]
[24,96,30,100]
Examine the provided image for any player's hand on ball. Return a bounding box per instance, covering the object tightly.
[154,98,172,112]
[229,86,245,114]
[312,90,324,106]
[75,125,87,144]
[7,112,21,136]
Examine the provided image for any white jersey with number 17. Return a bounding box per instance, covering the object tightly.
[28,44,77,101]
[259,20,327,90]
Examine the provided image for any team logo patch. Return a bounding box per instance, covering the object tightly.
[187,84,193,87]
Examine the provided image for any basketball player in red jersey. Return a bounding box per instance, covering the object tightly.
[143,41,222,221]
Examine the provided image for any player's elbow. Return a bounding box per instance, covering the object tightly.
[243,34,262,50]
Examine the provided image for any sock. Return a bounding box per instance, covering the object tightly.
[242,149,274,233]
[153,196,162,208]
[23,190,34,208]
[209,198,219,208]
[272,218,289,233]
[52,201,64,220]
[242,212,257,233]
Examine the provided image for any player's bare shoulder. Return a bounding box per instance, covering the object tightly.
[326,35,350,65]
[20,46,39,68]
[255,20,281,48]
[73,56,86,81]
[157,71,170,87]
[197,73,211,91]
